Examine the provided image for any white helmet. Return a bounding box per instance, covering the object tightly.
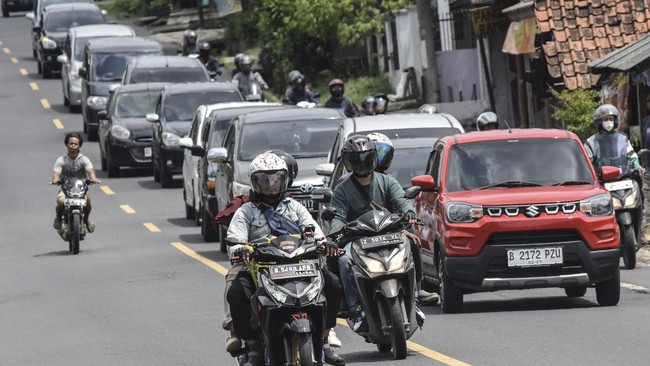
[418,104,438,114]
[476,112,498,131]
[249,152,289,196]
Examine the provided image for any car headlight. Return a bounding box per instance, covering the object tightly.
[260,274,288,303]
[111,125,130,140]
[87,96,108,109]
[580,194,613,216]
[162,132,181,146]
[445,202,484,223]
[40,37,57,49]
[233,181,250,196]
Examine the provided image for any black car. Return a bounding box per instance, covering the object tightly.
[97,82,169,178]
[122,55,211,85]
[34,3,104,78]
[146,82,244,188]
[79,36,163,141]
[28,0,92,59]
[2,0,32,18]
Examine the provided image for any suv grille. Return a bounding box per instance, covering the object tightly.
[484,202,578,218]
[287,184,320,216]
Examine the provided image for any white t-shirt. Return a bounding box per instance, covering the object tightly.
[53,154,93,180]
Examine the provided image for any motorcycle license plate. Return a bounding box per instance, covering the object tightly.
[269,262,318,280]
[144,147,152,158]
[359,233,402,250]
[604,179,633,191]
[507,246,563,267]
[65,198,86,207]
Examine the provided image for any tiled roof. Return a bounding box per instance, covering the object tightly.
[535,0,650,89]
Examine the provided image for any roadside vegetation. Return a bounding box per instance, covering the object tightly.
[550,88,600,141]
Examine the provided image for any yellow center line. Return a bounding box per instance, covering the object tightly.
[172,241,470,365]
[120,205,136,214]
[143,223,160,232]
[41,99,50,109]
[52,118,64,129]
[19,68,28,76]
[30,82,39,91]
[3,48,10,54]
[100,185,115,195]
[10,57,18,64]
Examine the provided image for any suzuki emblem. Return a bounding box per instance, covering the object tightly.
[300,183,314,193]
[526,205,540,217]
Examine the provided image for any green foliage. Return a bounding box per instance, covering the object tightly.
[103,0,167,17]
[550,88,600,141]
[313,76,393,106]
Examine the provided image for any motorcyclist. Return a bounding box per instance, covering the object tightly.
[584,104,647,244]
[231,55,269,99]
[225,152,345,366]
[360,94,388,115]
[476,111,498,131]
[230,53,245,79]
[51,132,101,235]
[324,79,359,118]
[329,135,425,333]
[177,29,200,56]
[198,42,222,77]
[284,71,320,106]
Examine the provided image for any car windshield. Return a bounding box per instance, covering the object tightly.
[207,118,233,148]
[92,53,152,82]
[164,92,242,122]
[239,119,339,160]
[44,11,103,33]
[114,90,159,118]
[40,0,90,13]
[129,68,208,84]
[445,138,594,192]
[385,146,430,188]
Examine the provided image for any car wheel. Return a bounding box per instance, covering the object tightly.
[87,127,98,142]
[595,267,620,306]
[194,202,201,227]
[107,151,120,178]
[42,62,52,79]
[83,114,88,133]
[621,224,637,270]
[32,47,37,59]
[2,7,9,17]
[37,60,42,75]
[63,86,70,106]
[201,207,218,242]
[100,151,107,172]
[184,190,195,220]
[438,252,463,313]
[160,165,173,188]
[564,286,587,297]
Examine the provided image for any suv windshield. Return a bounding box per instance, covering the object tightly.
[239,120,339,160]
[164,92,242,122]
[130,68,208,84]
[44,11,103,32]
[446,138,594,192]
[386,146,430,188]
[114,91,159,118]
[92,53,151,82]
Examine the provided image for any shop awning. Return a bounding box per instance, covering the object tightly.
[502,17,538,55]
[589,34,650,74]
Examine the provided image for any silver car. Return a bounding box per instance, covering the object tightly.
[57,24,135,112]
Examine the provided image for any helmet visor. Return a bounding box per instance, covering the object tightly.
[251,170,288,196]
[344,150,377,174]
[374,142,393,169]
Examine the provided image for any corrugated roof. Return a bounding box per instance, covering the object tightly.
[588,33,650,73]
[534,0,650,89]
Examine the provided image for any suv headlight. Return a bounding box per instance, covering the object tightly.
[111,125,130,140]
[445,202,484,223]
[580,194,613,216]
[87,96,108,109]
[162,132,181,146]
[40,37,57,49]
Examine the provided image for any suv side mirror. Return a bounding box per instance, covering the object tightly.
[311,187,333,204]
[96,110,107,120]
[179,137,193,149]
[207,147,228,163]
[403,186,422,199]
[600,166,621,182]
[26,12,35,20]
[78,67,87,78]
[57,54,67,64]
[145,113,160,123]
[411,175,436,191]
[315,163,334,177]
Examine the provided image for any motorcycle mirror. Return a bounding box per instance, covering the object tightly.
[320,207,338,222]
[403,186,421,199]
[311,187,333,204]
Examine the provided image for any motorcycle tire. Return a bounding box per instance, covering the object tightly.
[294,333,314,366]
[70,214,81,255]
[387,297,407,360]
[621,224,637,270]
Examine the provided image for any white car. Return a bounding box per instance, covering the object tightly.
[57,24,135,112]
[179,102,283,232]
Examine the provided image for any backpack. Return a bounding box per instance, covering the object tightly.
[214,194,250,229]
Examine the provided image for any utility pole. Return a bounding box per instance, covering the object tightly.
[416,0,440,103]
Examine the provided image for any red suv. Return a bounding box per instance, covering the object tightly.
[411,129,621,313]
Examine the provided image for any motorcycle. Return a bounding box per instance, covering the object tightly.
[228,229,333,366]
[243,79,266,102]
[52,177,95,254]
[321,186,421,360]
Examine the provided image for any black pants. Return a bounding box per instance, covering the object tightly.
[227,268,342,341]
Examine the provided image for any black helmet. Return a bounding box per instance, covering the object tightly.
[341,135,377,177]
[329,78,345,98]
[476,112,498,131]
[266,149,298,187]
[240,55,252,73]
[199,42,210,57]
[361,96,376,115]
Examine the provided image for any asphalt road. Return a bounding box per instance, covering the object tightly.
[2,12,650,366]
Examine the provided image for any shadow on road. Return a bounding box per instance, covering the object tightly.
[168,217,196,228]
[136,177,182,189]
[34,250,76,257]
[429,296,598,315]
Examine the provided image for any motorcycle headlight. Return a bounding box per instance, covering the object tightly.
[40,37,57,49]
[162,132,181,146]
[623,189,639,208]
[304,274,323,301]
[385,243,409,272]
[353,244,387,273]
[111,125,131,140]
[260,273,288,303]
[445,202,484,223]
[580,194,613,216]
[87,96,108,109]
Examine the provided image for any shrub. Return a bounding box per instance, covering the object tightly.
[549,87,600,141]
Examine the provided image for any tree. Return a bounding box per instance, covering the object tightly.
[549,88,600,142]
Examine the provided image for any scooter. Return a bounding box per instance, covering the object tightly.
[52,177,95,254]
[321,186,421,360]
